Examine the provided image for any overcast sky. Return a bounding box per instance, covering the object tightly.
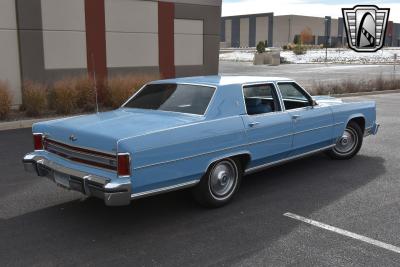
[222,0,400,22]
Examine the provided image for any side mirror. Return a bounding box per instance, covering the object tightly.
[311,99,318,107]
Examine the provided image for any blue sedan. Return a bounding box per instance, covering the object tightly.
[23,76,379,207]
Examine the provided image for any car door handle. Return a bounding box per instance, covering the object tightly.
[248,122,260,127]
[292,114,301,120]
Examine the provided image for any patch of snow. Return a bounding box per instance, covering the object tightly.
[219,51,254,62]
[219,48,400,64]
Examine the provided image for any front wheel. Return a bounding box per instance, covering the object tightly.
[327,121,363,160]
[193,158,242,208]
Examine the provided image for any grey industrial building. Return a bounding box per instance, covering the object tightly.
[221,13,400,48]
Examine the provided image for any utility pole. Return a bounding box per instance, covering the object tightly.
[324,18,329,63]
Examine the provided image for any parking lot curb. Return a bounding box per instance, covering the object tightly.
[333,89,400,98]
[0,117,63,132]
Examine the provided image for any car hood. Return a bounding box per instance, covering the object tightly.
[312,95,343,106]
[33,109,204,153]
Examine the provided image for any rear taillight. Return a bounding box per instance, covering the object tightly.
[33,133,43,151]
[117,153,131,177]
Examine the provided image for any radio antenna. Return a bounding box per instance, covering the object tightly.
[91,53,99,114]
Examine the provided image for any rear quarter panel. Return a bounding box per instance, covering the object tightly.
[119,116,248,193]
[118,84,249,194]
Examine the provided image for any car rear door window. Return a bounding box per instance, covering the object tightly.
[243,84,281,115]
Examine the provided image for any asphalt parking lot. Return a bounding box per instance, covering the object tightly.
[220,61,400,89]
[0,93,399,266]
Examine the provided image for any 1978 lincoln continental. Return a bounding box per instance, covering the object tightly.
[23,76,379,207]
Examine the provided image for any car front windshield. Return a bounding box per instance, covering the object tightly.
[123,83,215,115]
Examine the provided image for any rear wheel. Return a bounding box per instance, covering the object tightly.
[193,158,242,208]
[327,121,363,160]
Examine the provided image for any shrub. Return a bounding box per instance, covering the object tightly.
[293,44,307,55]
[256,41,266,54]
[51,78,78,114]
[0,81,12,120]
[21,81,48,117]
[74,76,96,112]
[300,27,314,45]
[105,74,158,109]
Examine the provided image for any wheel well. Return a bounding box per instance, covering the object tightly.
[349,117,365,133]
[232,154,251,170]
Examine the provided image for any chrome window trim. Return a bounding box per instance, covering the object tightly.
[245,144,336,175]
[121,82,218,117]
[131,180,199,199]
[241,82,283,116]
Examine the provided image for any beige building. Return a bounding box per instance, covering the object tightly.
[0,0,222,106]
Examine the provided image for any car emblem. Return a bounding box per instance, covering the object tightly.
[69,135,77,142]
[342,5,390,52]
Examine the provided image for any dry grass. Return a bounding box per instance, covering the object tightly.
[21,81,48,117]
[74,76,96,112]
[0,81,12,120]
[311,76,400,95]
[104,74,158,109]
[51,78,78,115]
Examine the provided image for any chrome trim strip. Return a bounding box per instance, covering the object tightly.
[134,143,248,170]
[246,133,293,146]
[43,137,116,156]
[244,144,336,175]
[131,180,199,199]
[45,141,116,161]
[293,122,344,135]
[134,122,344,170]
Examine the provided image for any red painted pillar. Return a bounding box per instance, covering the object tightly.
[158,2,175,79]
[85,0,108,101]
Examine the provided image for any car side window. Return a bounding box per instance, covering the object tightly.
[243,84,281,115]
[278,82,312,110]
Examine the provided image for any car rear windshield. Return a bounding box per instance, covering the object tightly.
[123,83,215,115]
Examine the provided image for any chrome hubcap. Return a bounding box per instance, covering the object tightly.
[335,128,358,155]
[209,160,237,199]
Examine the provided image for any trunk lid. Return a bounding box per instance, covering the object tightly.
[33,109,203,153]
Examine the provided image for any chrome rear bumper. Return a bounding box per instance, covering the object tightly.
[23,153,131,206]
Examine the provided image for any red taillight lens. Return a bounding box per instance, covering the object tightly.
[117,153,131,177]
[33,134,43,150]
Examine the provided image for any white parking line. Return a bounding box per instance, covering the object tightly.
[284,212,400,254]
